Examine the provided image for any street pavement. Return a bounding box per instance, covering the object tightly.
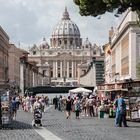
[42,107,140,140]
[0,108,44,140]
[0,106,140,140]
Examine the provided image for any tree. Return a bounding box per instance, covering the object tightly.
[73,0,140,25]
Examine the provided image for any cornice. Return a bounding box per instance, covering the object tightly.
[111,21,137,49]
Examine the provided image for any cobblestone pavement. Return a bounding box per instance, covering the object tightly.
[0,109,44,140]
[42,107,140,140]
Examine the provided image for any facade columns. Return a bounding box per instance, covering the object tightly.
[67,61,69,78]
[129,31,136,79]
[56,61,58,77]
[72,61,74,78]
[20,63,24,95]
[53,61,55,78]
[60,61,63,78]
[74,61,77,78]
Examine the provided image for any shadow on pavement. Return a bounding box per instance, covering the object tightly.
[128,125,140,128]
[1,120,33,130]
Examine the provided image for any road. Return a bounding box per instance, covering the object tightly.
[0,106,140,140]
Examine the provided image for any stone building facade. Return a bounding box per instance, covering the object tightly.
[8,44,44,94]
[0,26,10,88]
[28,8,103,86]
[8,44,22,89]
[20,50,44,94]
[107,9,140,82]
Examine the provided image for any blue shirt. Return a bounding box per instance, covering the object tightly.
[116,98,126,113]
[12,100,17,109]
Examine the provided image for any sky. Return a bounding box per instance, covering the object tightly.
[0,0,122,49]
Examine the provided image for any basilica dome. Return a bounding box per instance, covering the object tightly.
[51,8,82,48]
[83,38,92,49]
[39,38,49,49]
[52,8,80,37]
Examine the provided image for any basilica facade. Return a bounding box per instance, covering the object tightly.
[28,8,103,86]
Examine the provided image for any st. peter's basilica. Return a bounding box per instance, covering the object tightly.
[28,8,103,86]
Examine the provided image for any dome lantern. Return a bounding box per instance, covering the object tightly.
[62,7,70,20]
[51,7,82,49]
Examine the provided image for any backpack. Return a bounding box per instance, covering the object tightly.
[75,102,81,111]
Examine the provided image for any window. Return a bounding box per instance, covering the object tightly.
[33,51,36,55]
[43,70,46,75]
[58,73,60,77]
[64,40,67,44]
[59,40,61,45]
[69,73,72,77]
[51,71,53,77]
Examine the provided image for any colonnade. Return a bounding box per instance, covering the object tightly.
[52,60,78,78]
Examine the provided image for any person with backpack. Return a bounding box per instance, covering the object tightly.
[74,97,81,119]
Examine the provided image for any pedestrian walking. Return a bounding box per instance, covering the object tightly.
[81,96,87,116]
[66,96,72,119]
[11,97,17,119]
[53,96,58,109]
[88,95,94,117]
[74,97,81,119]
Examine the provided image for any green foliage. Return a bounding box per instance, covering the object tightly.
[73,0,140,17]
[136,10,140,26]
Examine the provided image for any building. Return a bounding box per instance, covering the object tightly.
[8,43,44,94]
[8,44,22,89]
[20,50,44,94]
[0,26,10,88]
[28,8,103,86]
[97,9,140,102]
[105,9,140,82]
[78,56,104,86]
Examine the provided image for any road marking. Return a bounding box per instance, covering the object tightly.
[34,127,63,140]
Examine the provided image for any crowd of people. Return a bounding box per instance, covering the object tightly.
[53,94,102,119]
[11,95,50,119]
[52,92,128,127]
[9,92,128,127]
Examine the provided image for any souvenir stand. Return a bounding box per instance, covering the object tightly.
[1,90,13,126]
[122,81,140,121]
[97,80,140,121]
[97,83,129,119]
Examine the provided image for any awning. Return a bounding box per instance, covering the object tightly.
[69,87,92,94]
[98,89,128,92]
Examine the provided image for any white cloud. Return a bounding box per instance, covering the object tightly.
[0,0,122,49]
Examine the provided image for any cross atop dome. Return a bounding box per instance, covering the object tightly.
[62,7,70,20]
